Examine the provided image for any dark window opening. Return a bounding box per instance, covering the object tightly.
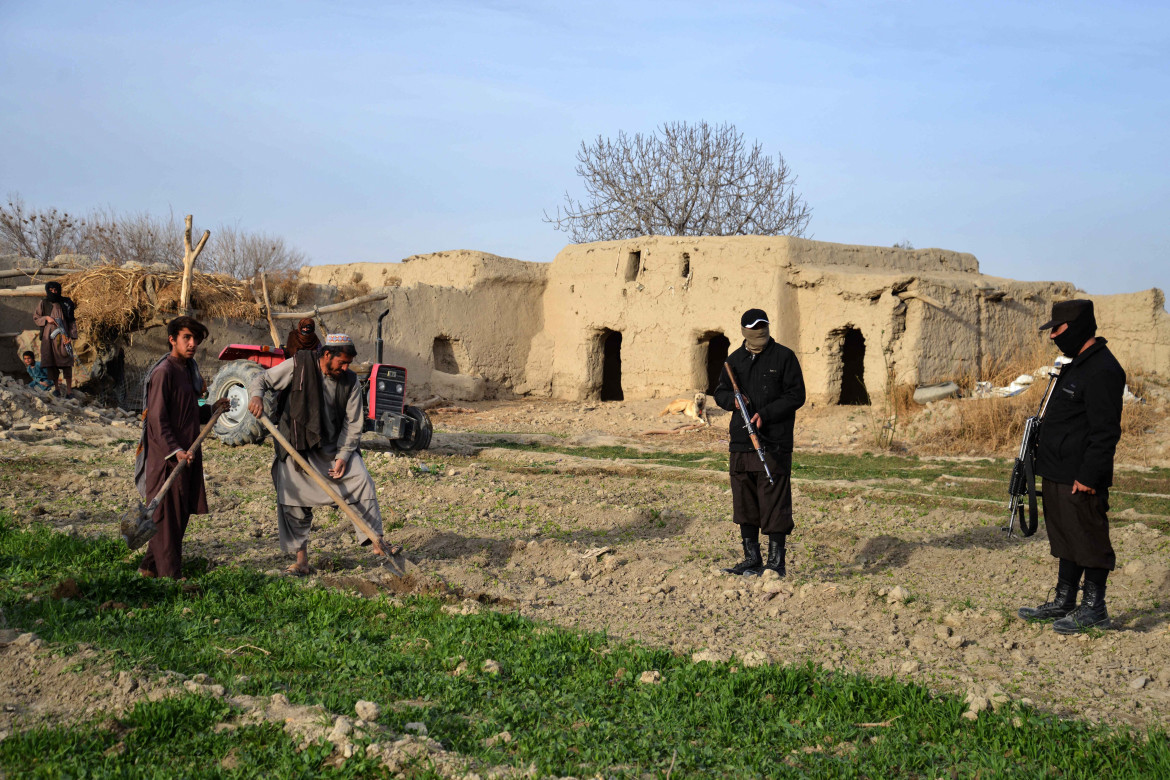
[624,251,641,282]
[681,253,691,277]
[600,330,623,401]
[432,336,466,374]
[698,332,730,396]
[839,328,869,405]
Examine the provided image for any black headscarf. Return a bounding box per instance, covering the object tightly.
[43,282,77,329]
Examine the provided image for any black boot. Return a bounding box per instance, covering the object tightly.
[762,535,786,577]
[1053,581,1110,634]
[723,539,763,576]
[1018,579,1079,621]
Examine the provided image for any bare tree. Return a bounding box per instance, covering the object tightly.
[202,224,307,279]
[0,194,87,264]
[544,121,812,242]
[84,207,185,268]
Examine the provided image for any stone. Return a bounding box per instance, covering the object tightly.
[760,569,780,581]
[329,716,354,741]
[762,581,784,594]
[404,722,428,736]
[692,650,727,664]
[741,650,770,668]
[11,632,40,647]
[484,730,513,747]
[116,671,137,693]
[900,660,920,674]
[935,625,952,640]
[355,700,381,721]
[1123,560,1146,576]
[638,670,662,684]
[946,634,966,649]
[966,695,989,714]
[482,659,501,675]
[886,586,909,605]
[1129,676,1149,691]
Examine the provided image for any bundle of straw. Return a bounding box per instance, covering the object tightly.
[58,265,261,343]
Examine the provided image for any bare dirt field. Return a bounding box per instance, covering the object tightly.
[4,378,1170,744]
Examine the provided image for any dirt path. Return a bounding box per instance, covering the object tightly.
[3,397,1170,732]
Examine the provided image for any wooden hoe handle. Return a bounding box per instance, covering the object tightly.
[144,408,225,516]
[256,414,386,556]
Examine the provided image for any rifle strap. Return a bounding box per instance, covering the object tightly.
[1021,456,1039,537]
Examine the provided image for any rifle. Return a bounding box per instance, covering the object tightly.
[724,361,775,485]
[1005,359,1065,537]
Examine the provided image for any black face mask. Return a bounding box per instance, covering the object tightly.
[300,328,314,335]
[1052,311,1097,357]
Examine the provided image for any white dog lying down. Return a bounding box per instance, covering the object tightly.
[657,393,709,425]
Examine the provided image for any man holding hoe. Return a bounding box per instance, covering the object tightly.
[135,316,229,578]
[247,333,397,575]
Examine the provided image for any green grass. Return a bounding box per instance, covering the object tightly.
[3,519,1170,778]
[1,694,397,779]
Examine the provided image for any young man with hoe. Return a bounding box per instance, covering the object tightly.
[135,316,229,579]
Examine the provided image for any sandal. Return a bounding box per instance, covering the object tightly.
[285,563,315,577]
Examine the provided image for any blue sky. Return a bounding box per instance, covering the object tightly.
[1,1,1166,297]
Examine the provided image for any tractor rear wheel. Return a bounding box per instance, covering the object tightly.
[210,361,272,446]
[391,405,433,452]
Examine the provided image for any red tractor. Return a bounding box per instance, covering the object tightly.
[208,309,433,451]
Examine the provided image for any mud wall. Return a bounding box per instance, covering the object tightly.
[522,236,1074,402]
[1094,289,1170,377]
[302,251,548,399]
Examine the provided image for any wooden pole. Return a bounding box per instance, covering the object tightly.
[259,272,282,350]
[271,293,386,320]
[0,267,84,280]
[178,215,210,315]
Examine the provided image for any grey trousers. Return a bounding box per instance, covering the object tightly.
[277,501,383,554]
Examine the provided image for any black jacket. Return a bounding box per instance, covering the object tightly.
[1035,338,1125,490]
[713,339,806,453]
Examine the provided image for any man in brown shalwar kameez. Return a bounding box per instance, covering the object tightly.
[135,316,228,579]
[247,333,397,575]
[32,281,79,398]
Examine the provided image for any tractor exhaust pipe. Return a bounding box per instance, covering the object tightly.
[375,309,389,363]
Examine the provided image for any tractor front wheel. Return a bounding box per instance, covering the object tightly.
[209,361,272,446]
[391,405,433,452]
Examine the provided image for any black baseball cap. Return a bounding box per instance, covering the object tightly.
[1039,299,1093,331]
[741,308,770,328]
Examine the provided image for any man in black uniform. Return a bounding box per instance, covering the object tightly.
[1019,299,1125,633]
[713,309,806,577]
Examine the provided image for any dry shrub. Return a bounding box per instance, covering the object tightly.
[60,265,261,343]
[1120,372,1163,437]
[918,374,1164,457]
[919,394,1034,455]
[892,383,917,420]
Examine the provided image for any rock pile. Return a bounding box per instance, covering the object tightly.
[0,375,138,448]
